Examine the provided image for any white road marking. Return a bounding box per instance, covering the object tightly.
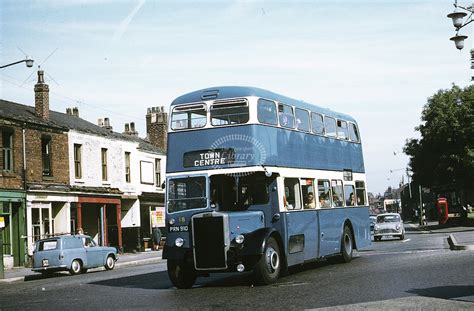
[402,238,411,243]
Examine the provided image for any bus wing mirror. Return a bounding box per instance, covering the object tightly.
[161,182,166,189]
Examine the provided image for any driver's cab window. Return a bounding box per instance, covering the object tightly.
[284,178,301,210]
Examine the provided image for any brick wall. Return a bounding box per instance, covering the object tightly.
[146,107,167,151]
[0,121,25,190]
[24,127,69,184]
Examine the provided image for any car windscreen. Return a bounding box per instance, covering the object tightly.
[377,215,400,223]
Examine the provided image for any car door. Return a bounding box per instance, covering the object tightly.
[84,237,103,267]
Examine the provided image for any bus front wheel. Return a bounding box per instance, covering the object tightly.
[167,259,197,289]
[254,237,281,285]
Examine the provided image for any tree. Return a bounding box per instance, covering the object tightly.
[404,84,474,204]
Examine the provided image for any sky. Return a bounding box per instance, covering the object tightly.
[0,0,472,195]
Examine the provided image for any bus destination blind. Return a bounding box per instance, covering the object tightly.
[183,148,235,168]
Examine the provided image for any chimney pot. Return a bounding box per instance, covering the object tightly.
[37,70,45,84]
[98,118,104,127]
[125,123,130,132]
[66,108,72,115]
[130,122,135,132]
[72,107,79,117]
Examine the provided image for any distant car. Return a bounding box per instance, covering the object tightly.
[373,213,405,241]
[32,235,117,276]
[369,215,377,232]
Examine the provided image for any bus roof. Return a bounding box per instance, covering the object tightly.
[171,86,356,123]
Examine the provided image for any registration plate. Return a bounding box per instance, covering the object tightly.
[169,225,189,232]
[42,259,49,267]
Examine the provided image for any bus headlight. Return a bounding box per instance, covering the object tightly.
[169,218,176,225]
[235,234,245,244]
[175,237,184,247]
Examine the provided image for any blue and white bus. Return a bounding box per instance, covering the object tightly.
[163,86,371,288]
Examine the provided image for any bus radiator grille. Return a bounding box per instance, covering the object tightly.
[193,216,226,269]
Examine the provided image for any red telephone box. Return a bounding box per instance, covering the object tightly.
[437,197,449,225]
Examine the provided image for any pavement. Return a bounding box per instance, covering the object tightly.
[0,249,163,283]
[409,218,474,251]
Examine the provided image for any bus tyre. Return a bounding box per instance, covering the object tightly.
[167,259,197,289]
[400,234,405,240]
[254,237,281,285]
[341,226,353,263]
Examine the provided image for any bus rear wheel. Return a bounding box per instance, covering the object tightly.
[254,237,281,285]
[167,259,197,289]
[341,226,353,263]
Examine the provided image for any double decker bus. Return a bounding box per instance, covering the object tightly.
[163,86,371,288]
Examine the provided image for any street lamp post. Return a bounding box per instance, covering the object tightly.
[0,57,34,69]
[0,56,33,279]
[447,1,474,50]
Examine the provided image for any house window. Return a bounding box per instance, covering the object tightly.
[125,152,131,183]
[155,158,161,186]
[74,144,82,179]
[101,148,108,181]
[2,131,13,172]
[42,137,52,176]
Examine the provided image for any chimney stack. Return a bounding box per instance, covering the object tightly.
[66,108,73,115]
[103,118,113,131]
[123,122,138,136]
[34,70,49,120]
[146,106,168,151]
[72,107,79,117]
[98,118,104,127]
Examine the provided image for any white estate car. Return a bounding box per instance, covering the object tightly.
[373,213,405,241]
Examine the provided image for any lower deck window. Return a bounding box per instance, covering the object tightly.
[284,178,301,210]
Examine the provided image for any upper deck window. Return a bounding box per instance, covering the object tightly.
[257,99,278,125]
[278,103,294,128]
[295,108,310,132]
[324,116,337,137]
[311,112,324,135]
[171,104,207,130]
[210,99,249,126]
[349,123,360,142]
[337,120,348,140]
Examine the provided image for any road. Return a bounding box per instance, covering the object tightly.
[1,224,473,310]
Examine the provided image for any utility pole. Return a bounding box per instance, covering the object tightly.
[419,185,424,226]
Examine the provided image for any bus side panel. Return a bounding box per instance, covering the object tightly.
[318,207,371,257]
[166,125,365,174]
[284,210,318,267]
[319,209,342,257]
[351,207,371,249]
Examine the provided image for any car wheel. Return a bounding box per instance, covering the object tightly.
[167,259,197,289]
[105,255,115,270]
[70,259,82,275]
[254,236,281,285]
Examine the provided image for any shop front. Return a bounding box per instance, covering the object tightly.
[0,190,26,267]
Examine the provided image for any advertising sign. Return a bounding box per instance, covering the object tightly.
[151,207,165,228]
